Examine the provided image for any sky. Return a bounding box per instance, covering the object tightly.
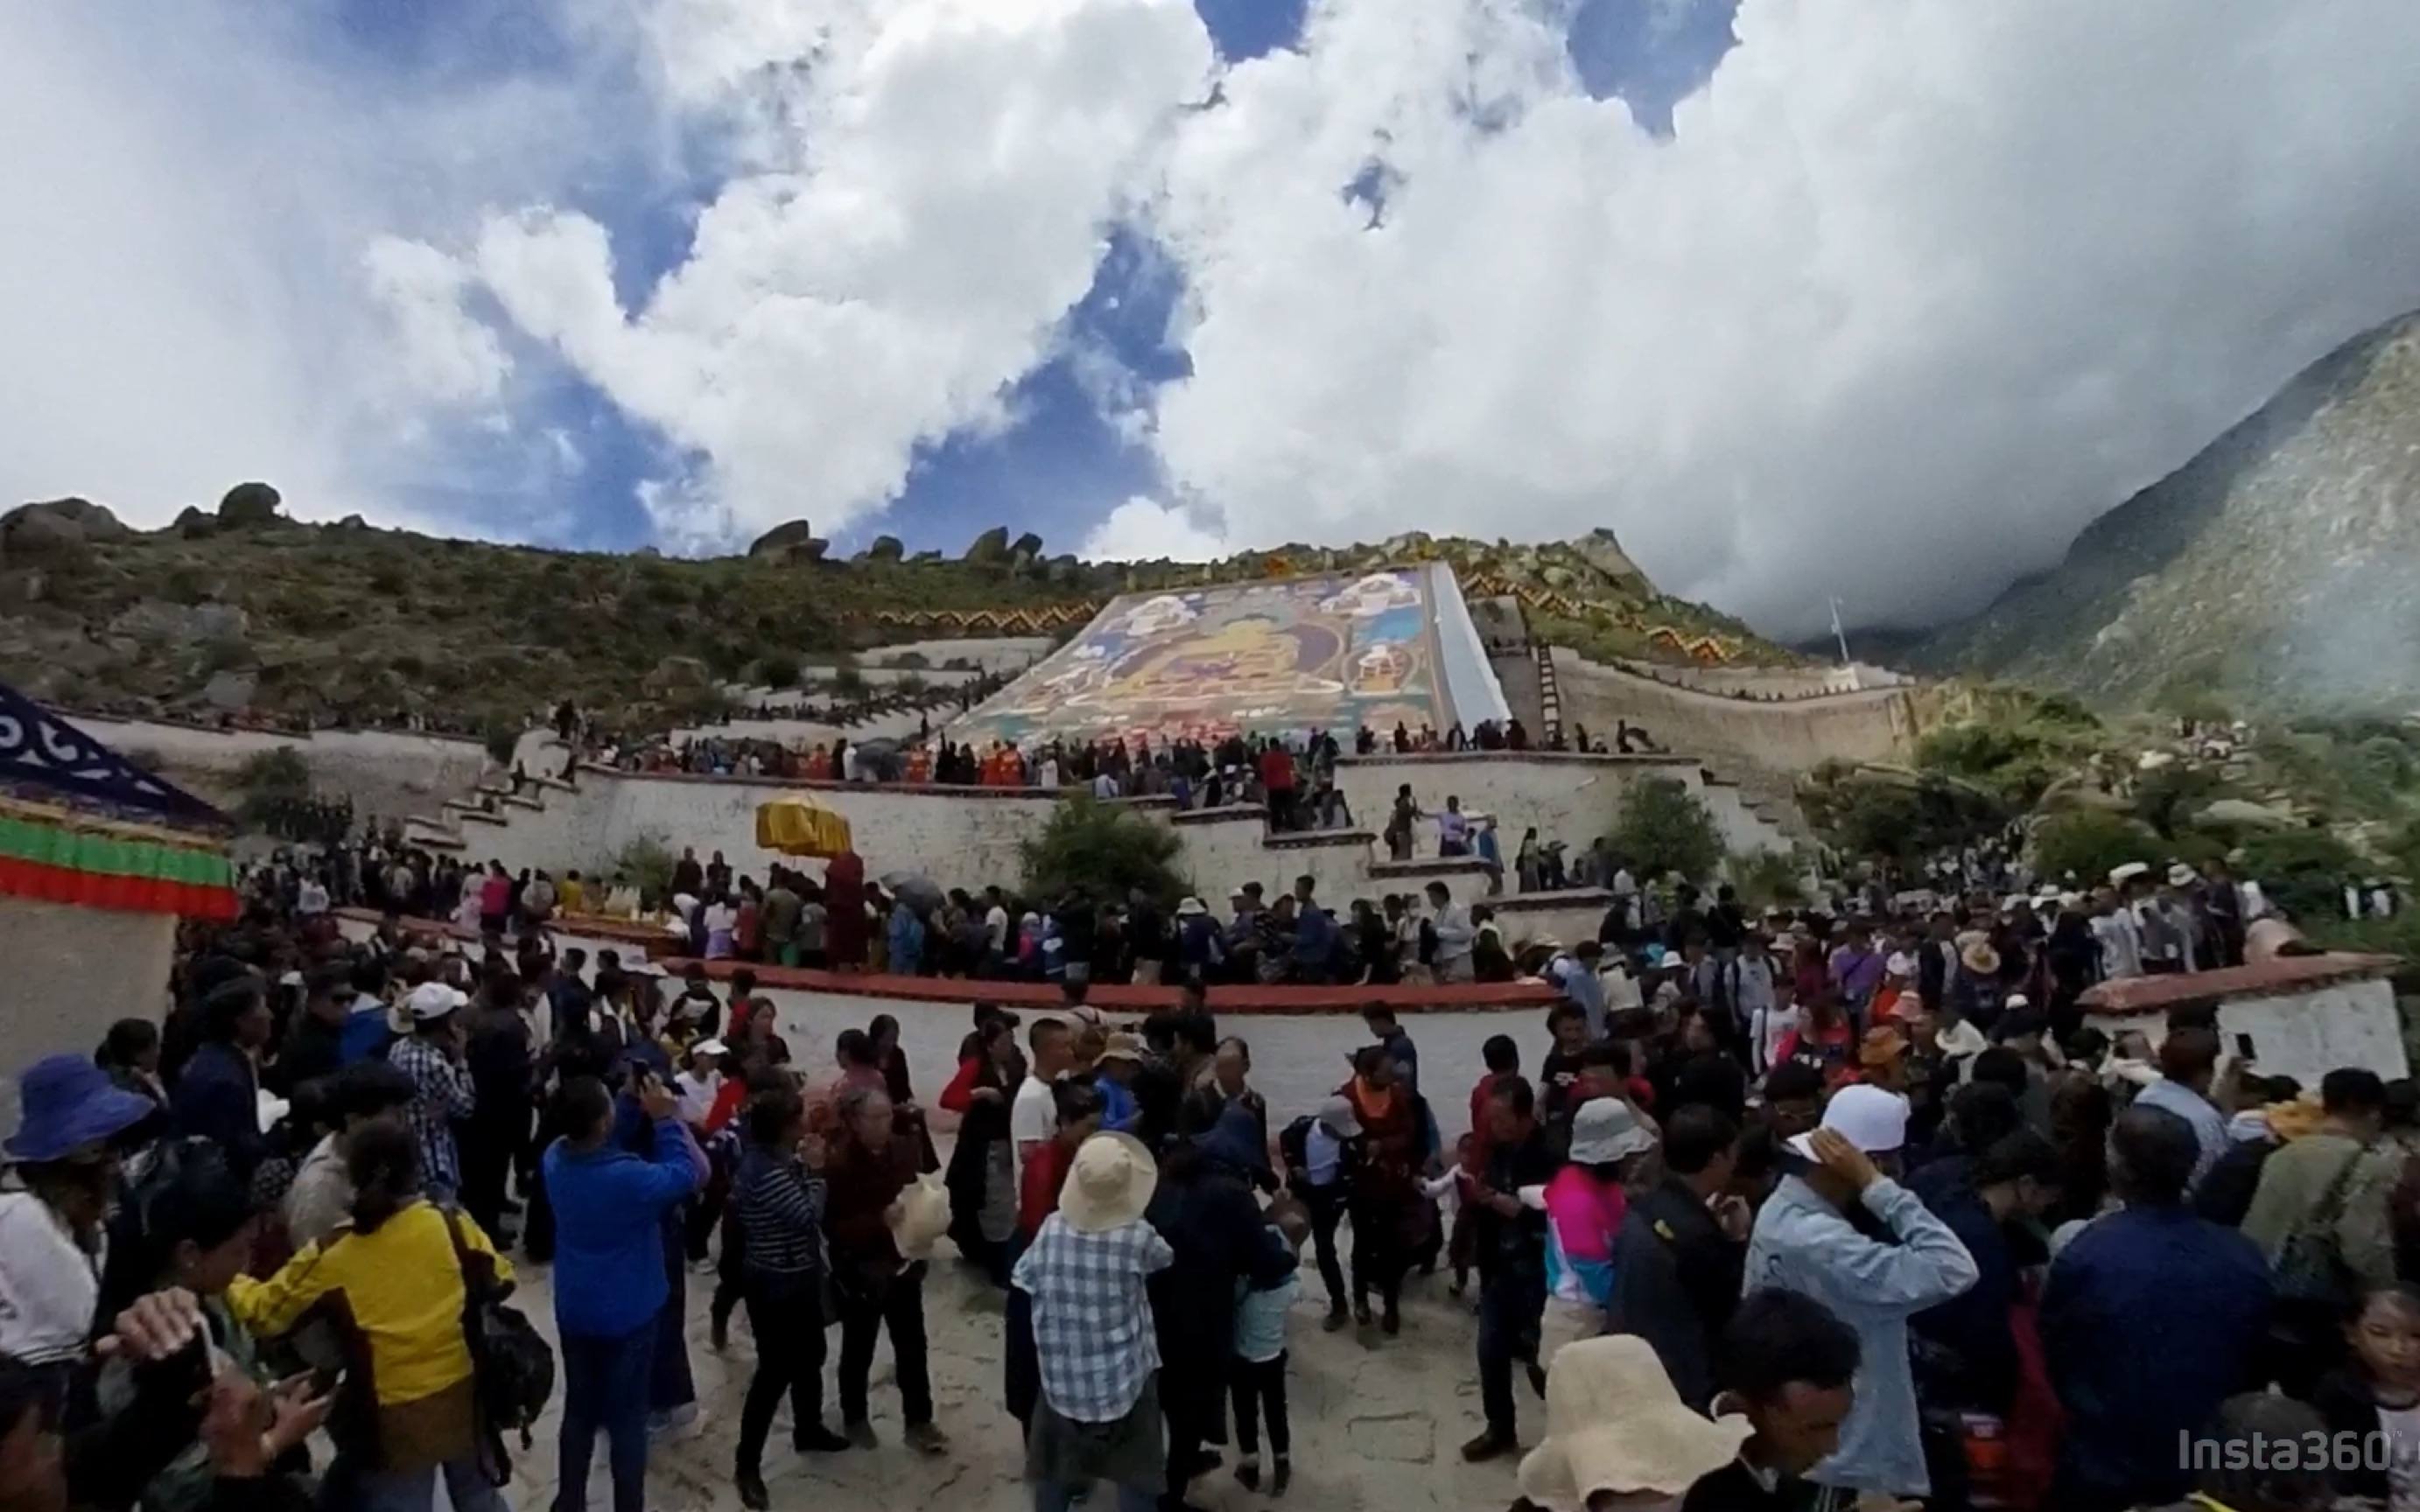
[5,0,2419,641]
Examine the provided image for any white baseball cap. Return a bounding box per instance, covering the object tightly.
[403,983,469,1021]
[1785,1083,1911,1161]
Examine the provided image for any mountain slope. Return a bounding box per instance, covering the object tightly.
[1908,309,2420,710]
[0,492,1792,735]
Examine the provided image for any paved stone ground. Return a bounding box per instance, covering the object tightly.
[503,1238,1529,1512]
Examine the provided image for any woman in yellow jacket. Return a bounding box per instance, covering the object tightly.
[226,1119,511,1512]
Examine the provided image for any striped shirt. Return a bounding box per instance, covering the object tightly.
[735,1142,826,1293]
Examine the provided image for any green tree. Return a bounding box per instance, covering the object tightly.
[481,721,520,767]
[1800,766,2007,864]
[231,746,319,838]
[757,654,802,690]
[2029,809,2160,887]
[605,835,677,912]
[2235,829,2365,924]
[1610,777,1723,883]
[1020,796,1188,907]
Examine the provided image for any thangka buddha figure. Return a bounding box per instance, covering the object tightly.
[1350,640,1414,696]
[1108,614,1343,703]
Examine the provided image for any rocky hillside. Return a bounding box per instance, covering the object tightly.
[1906,309,2420,712]
[0,488,1787,736]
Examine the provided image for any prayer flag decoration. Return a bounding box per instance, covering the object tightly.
[0,684,237,919]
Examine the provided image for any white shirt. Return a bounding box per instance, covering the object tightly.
[297,879,329,915]
[1039,758,1061,788]
[2378,1400,2420,1511]
[1011,1074,1058,1180]
[675,1070,723,1125]
[703,901,738,936]
[985,905,1011,952]
[1091,772,1119,800]
[2090,910,2143,979]
[0,1190,101,1366]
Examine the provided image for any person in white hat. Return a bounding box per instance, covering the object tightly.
[1013,1133,1175,1510]
[385,981,475,1203]
[1513,1334,1749,1510]
[1743,1084,1979,1502]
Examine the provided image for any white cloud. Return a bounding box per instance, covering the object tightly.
[426,0,1217,549]
[0,2,649,535]
[1147,0,2420,635]
[363,237,512,408]
[1079,496,1225,561]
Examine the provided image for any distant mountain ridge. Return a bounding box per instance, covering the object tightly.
[1904,308,2420,711]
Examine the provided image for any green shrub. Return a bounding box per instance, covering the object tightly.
[758,654,802,690]
[2234,829,2365,925]
[1610,777,1723,884]
[2029,809,2162,887]
[1020,796,1188,907]
[606,835,677,911]
[233,746,311,797]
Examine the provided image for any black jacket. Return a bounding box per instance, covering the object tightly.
[1606,1177,1744,1410]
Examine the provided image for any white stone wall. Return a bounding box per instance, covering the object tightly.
[0,899,176,1124]
[2082,977,2409,1087]
[1332,752,1788,858]
[63,714,493,829]
[432,752,1785,910]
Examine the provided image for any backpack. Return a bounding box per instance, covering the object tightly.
[2273,1146,2370,1310]
[1278,1114,1314,1179]
[439,1208,556,1473]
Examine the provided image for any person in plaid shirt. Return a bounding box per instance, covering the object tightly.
[387,982,477,1201]
[1014,1131,1174,1512]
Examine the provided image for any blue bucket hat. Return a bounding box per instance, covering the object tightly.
[6,1054,157,1163]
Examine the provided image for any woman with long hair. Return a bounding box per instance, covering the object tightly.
[936,1015,1021,1282]
[225,1120,511,1512]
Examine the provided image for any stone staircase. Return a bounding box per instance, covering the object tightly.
[403,729,575,853]
[1533,644,1564,745]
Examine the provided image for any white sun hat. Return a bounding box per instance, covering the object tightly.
[1057,1131,1160,1234]
[1516,1335,1751,1508]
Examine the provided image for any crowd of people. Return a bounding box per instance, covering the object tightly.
[11,794,2420,1512]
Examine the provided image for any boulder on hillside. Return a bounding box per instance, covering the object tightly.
[1045,554,1083,587]
[335,514,370,531]
[1573,528,1644,583]
[748,519,818,557]
[15,498,128,542]
[1010,530,1043,558]
[775,539,831,566]
[910,549,943,564]
[644,655,713,693]
[217,482,284,528]
[964,526,1013,564]
[201,670,257,710]
[173,506,218,540]
[0,506,92,560]
[866,535,905,562]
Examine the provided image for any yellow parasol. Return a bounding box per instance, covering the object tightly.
[754,795,853,858]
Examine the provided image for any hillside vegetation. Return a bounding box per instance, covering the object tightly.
[0,486,1792,734]
[1907,308,2420,712]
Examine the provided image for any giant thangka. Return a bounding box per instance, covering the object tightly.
[946,564,1512,749]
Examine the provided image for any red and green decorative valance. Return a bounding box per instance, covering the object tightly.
[0,807,238,920]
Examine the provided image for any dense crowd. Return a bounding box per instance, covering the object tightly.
[9,810,2420,1512]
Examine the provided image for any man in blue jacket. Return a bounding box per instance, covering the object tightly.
[544,1071,699,1512]
[171,976,273,1185]
[2040,1104,2274,1511]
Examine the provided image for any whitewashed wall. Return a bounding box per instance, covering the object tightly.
[2082,977,2410,1086]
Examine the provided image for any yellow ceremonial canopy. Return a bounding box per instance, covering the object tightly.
[754,795,852,858]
